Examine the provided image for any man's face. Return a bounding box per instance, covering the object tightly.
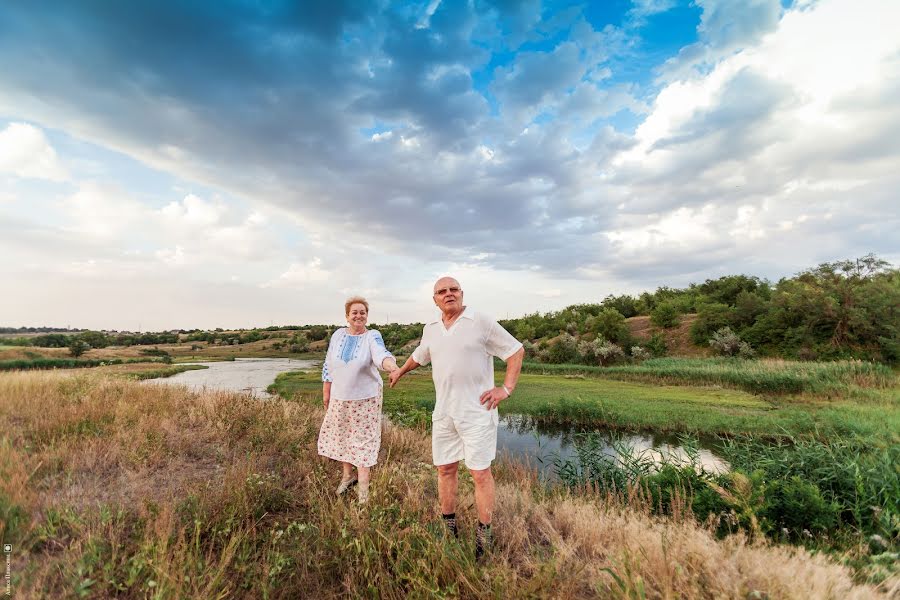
[433,277,463,314]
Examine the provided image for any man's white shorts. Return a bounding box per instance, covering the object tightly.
[432,413,498,471]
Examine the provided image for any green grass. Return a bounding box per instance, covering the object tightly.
[518,358,896,396]
[270,369,900,441]
[0,357,166,371]
[121,364,209,380]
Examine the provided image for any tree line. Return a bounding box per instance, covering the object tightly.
[3,255,895,363]
[498,254,898,364]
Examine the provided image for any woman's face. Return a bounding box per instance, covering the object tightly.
[346,303,368,330]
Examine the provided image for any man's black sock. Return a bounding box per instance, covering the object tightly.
[475,521,492,560]
[442,513,458,538]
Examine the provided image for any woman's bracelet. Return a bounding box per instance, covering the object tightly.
[502,385,512,397]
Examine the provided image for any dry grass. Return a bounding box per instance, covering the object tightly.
[1,370,894,598]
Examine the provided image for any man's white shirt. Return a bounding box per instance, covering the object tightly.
[412,307,522,423]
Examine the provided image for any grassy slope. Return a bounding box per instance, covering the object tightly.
[270,368,900,441]
[1,370,890,599]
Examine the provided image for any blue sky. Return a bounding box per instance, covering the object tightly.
[1,0,898,329]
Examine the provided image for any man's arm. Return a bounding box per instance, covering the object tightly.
[479,346,525,410]
[389,356,420,388]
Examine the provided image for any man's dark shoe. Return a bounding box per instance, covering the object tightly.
[442,513,459,538]
[475,522,492,561]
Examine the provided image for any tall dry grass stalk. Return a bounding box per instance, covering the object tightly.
[0,370,894,598]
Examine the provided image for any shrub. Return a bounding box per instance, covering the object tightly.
[709,327,754,358]
[517,323,536,341]
[650,301,681,329]
[586,308,629,344]
[547,334,578,364]
[761,476,840,540]
[691,302,736,345]
[642,465,727,520]
[289,333,310,353]
[139,347,170,357]
[577,340,595,364]
[601,294,640,318]
[645,333,667,357]
[631,346,651,361]
[305,326,329,341]
[595,339,625,365]
[68,339,90,358]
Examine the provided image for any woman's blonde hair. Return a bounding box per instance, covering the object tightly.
[344,296,369,316]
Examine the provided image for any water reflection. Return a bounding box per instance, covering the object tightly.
[145,358,317,397]
[497,414,728,480]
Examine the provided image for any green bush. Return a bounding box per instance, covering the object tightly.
[691,302,735,345]
[645,333,667,357]
[761,476,840,539]
[68,339,90,358]
[587,308,630,344]
[641,465,727,519]
[547,334,578,364]
[650,301,681,329]
[720,436,899,540]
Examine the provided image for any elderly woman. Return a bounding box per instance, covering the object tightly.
[318,296,399,503]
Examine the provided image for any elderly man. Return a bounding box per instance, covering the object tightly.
[389,276,524,560]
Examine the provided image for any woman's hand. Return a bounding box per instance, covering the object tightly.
[389,369,403,388]
[323,395,330,410]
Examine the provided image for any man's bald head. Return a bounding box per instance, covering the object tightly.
[432,276,464,316]
[433,276,461,293]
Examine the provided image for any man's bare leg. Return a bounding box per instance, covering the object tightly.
[469,467,495,525]
[470,466,495,560]
[437,462,459,537]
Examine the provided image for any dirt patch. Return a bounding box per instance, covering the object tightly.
[628,314,710,357]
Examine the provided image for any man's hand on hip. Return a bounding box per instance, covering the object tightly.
[479,386,510,410]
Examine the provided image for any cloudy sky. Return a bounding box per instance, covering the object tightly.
[2,0,898,330]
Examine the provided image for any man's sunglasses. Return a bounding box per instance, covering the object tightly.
[433,286,461,296]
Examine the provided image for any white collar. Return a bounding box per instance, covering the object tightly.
[428,306,473,325]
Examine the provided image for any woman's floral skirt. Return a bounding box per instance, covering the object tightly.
[317,391,383,468]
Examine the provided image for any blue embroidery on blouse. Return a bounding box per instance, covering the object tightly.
[372,332,386,349]
[340,332,360,363]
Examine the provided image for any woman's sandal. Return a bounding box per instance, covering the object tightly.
[336,478,358,496]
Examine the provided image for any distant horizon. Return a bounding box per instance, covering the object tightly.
[2,251,892,332]
[3,1,898,331]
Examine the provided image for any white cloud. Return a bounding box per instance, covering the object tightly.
[1,0,898,329]
[155,245,188,266]
[62,182,147,238]
[0,122,68,181]
[263,258,330,289]
[628,0,677,24]
[159,193,224,226]
[657,0,782,80]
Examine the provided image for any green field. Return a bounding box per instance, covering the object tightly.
[270,365,900,441]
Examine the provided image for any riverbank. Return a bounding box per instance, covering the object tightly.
[2,370,892,598]
[270,368,900,441]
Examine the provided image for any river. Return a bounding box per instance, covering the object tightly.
[147,358,728,476]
